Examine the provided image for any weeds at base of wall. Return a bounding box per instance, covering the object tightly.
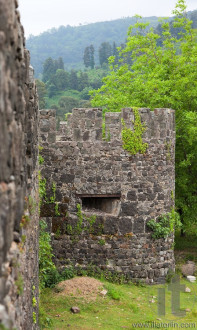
[39,219,58,289]
[75,265,146,286]
[39,262,147,292]
[165,268,175,283]
[39,305,53,329]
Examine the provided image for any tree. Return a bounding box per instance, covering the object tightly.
[99,42,112,66]
[69,70,78,90]
[80,87,92,100]
[83,46,91,68]
[42,57,56,82]
[36,79,47,109]
[89,45,95,69]
[56,57,64,70]
[83,45,95,69]
[48,84,57,98]
[58,96,79,113]
[50,69,69,90]
[91,0,197,235]
[78,72,89,91]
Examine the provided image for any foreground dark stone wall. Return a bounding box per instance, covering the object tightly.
[40,108,175,284]
[0,0,39,328]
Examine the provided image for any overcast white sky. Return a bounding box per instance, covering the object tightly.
[19,0,197,37]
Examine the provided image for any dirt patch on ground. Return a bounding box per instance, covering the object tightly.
[57,277,105,301]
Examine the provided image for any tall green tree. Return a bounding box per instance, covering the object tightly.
[42,57,56,82]
[69,70,78,90]
[91,0,197,234]
[56,57,64,70]
[99,42,112,66]
[83,46,91,68]
[83,45,95,69]
[89,45,95,69]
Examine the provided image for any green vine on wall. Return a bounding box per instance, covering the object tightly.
[38,171,47,205]
[147,208,181,239]
[38,171,60,215]
[39,219,56,288]
[32,285,37,324]
[121,108,148,155]
[66,204,96,236]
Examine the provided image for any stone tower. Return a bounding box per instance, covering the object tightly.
[39,107,175,283]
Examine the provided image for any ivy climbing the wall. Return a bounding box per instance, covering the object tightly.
[66,204,96,237]
[121,108,148,155]
[147,209,181,239]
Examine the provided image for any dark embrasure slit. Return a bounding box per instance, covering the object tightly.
[79,195,121,215]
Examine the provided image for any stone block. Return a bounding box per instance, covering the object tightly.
[133,218,145,234]
[121,203,137,216]
[60,174,75,184]
[118,218,133,234]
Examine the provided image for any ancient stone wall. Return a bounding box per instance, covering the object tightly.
[0,0,39,328]
[40,107,175,284]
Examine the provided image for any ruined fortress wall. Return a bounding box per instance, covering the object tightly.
[40,107,175,283]
[0,0,39,328]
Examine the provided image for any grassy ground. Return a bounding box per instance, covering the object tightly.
[40,234,197,329]
[40,278,197,329]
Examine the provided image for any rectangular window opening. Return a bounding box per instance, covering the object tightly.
[79,195,121,215]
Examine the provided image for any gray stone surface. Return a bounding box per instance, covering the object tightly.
[181,261,196,277]
[0,0,39,328]
[40,107,175,284]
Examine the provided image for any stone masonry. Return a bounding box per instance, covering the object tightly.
[39,107,175,284]
[0,0,39,328]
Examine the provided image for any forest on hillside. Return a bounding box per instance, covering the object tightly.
[27,16,160,77]
[27,10,197,78]
[36,9,197,122]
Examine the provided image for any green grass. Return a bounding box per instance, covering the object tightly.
[40,277,197,329]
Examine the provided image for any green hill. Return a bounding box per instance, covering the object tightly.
[27,10,197,78]
[26,16,161,77]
